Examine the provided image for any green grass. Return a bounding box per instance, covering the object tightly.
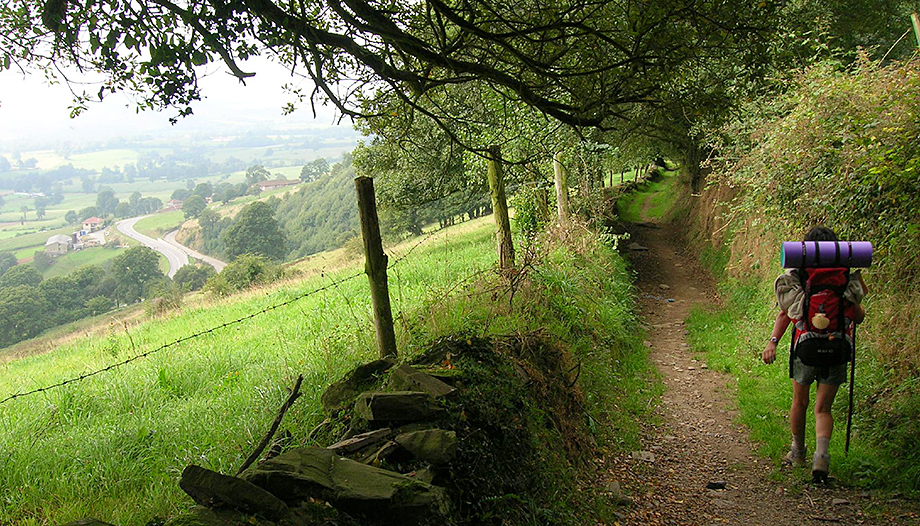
[42,247,126,278]
[0,217,653,526]
[615,169,680,222]
[133,211,186,238]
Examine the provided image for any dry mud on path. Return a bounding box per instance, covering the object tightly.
[600,220,910,526]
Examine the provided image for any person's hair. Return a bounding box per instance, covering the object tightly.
[804,226,838,242]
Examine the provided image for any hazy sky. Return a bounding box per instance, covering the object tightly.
[0,57,345,147]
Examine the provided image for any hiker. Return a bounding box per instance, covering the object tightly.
[761,226,868,482]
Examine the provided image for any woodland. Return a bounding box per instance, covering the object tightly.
[1,0,920,525]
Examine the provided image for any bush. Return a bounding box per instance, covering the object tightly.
[204,254,283,296]
[173,264,216,292]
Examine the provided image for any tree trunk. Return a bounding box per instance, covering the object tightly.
[355,176,398,360]
[683,139,711,193]
[487,146,514,271]
[553,152,570,224]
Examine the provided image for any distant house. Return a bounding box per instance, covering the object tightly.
[45,234,71,256]
[82,217,104,232]
[255,179,299,192]
[161,199,184,212]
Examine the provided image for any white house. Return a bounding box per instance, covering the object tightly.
[45,234,71,256]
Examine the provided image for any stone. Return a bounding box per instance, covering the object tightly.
[179,465,288,520]
[628,242,649,251]
[394,429,458,464]
[630,451,656,463]
[659,284,670,290]
[388,364,458,399]
[327,428,393,455]
[409,466,436,484]
[832,498,850,506]
[61,520,117,526]
[241,447,451,524]
[321,359,395,412]
[706,481,726,490]
[360,440,400,465]
[354,391,438,422]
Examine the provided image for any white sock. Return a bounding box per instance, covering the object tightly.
[815,436,830,457]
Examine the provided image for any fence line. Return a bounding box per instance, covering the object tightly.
[0,228,442,406]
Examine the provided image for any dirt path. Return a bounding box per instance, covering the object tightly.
[599,219,911,525]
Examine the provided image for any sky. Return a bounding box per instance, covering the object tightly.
[0,57,345,147]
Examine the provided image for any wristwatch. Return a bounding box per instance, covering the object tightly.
[769,337,779,344]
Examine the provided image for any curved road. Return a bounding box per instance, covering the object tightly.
[116,216,189,278]
[164,230,227,273]
[116,216,228,277]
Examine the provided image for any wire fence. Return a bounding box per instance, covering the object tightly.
[0,227,443,406]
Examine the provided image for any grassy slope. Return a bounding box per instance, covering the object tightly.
[0,216,654,526]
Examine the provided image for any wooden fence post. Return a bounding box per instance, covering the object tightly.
[487,146,515,271]
[355,176,398,360]
[912,12,920,47]
[553,152,570,224]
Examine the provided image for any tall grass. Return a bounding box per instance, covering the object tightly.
[0,218,506,526]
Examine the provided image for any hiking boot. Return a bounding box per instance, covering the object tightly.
[812,453,830,483]
[783,446,807,467]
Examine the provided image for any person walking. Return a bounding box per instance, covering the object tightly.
[762,226,867,482]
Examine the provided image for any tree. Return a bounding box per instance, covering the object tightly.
[31,251,54,273]
[0,285,50,348]
[19,205,28,221]
[114,201,133,218]
[96,187,119,216]
[173,263,216,292]
[1,0,778,153]
[192,182,213,199]
[221,201,288,261]
[300,158,329,182]
[182,195,207,219]
[0,253,17,276]
[0,264,43,288]
[78,206,102,222]
[64,210,78,224]
[111,246,165,304]
[0,156,10,173]
[245,165,270,186]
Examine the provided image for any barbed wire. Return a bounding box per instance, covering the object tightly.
[0,226,444,406]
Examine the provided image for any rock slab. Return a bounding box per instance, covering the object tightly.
[388,364,458,399]
[321,359,395,411]
[394,429,457,464]
[354,391,438,422]
[326,428,393,455]
[241,447,451,524]
[179,465,288,520]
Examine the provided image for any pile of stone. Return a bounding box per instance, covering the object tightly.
[65,360,464,526]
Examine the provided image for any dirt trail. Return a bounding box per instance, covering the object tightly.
[600,219,907,525]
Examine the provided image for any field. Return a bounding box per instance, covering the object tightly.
[0,218,499,526]
[0,214,653,526]
[133,211,186,238]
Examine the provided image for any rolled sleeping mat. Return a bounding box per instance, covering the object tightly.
[781,241,872,268]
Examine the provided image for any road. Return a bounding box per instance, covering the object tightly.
[116,216,189,278]
[164,230,227,272]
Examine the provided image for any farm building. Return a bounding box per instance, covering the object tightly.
[45,234,71,256]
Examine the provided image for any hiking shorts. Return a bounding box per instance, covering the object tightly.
[792,357,847,387]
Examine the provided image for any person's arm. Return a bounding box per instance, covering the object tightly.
[763,311,792,365]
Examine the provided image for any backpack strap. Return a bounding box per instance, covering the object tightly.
[789,324,797,379]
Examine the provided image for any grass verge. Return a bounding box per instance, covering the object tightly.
[0,217,654,526]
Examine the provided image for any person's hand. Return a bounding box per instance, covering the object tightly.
[763,341,777,364]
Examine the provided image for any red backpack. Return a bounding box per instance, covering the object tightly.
[792,268,856,367]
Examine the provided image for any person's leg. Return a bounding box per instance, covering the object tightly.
[814,381,840,446]
[791,379,810,449]
[812,381,840,481]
